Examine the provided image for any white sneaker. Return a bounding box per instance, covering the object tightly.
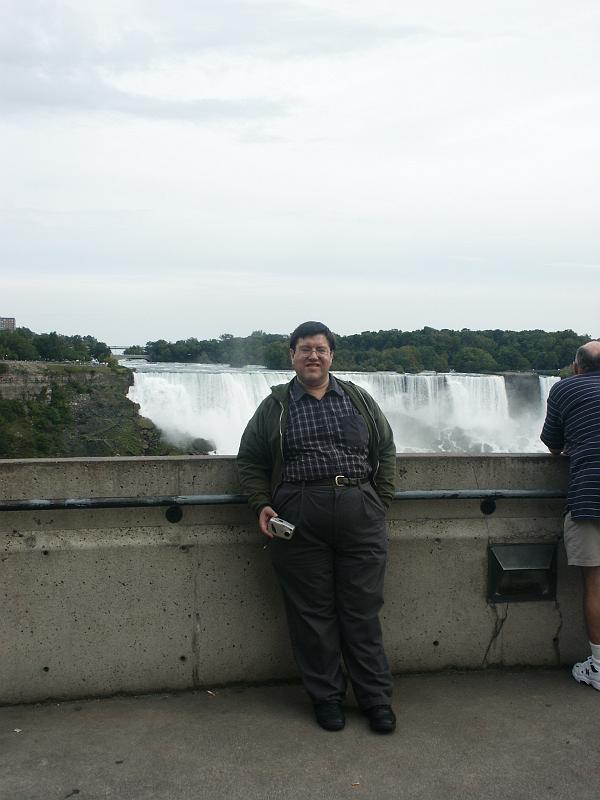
[572,656,600,690]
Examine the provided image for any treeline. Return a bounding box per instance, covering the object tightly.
[133,331,287,368]
[129,328,590,373]
[0,328,111,362]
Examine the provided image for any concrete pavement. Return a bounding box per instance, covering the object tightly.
[1,669,599,800]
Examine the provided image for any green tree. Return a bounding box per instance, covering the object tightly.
[495,346,531,371]
[397,346,422,372]
[453,347,499,372]
[0,329,37,360]
[264,342,290,369]
[37,332,67,361]
[419,346,448,372]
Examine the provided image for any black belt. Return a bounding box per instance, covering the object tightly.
[288,476,371,488]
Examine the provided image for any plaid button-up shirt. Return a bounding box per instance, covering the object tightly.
[283,375,371,482]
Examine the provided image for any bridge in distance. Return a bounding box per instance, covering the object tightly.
[110,346,147,357]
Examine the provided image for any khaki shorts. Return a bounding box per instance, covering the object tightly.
[563,512,600,567]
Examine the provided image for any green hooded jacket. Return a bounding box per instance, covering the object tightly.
[237,376,396,516]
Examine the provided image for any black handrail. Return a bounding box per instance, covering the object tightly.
[0,489,565,513]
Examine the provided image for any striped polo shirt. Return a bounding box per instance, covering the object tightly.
[541,369,600,519]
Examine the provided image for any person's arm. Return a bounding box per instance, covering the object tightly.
[370,400,396,507]
[237,400,277,536]
[540,389,565,455]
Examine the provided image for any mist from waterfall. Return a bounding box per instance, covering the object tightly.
[124,361,560,455]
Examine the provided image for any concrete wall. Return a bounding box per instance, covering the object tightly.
[0,455,583,705]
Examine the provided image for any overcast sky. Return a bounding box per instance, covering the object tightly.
[1,0,599,346]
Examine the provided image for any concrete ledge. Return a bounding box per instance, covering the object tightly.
[0,455,581,704]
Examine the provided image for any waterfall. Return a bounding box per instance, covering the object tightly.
[124,362,555,455]
[344,372,514,454]
[539,375,560,410]
[126,365,293,455]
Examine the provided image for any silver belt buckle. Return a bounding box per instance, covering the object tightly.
[335,475,346,487]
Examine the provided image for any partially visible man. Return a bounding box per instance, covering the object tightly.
[541,340,600,690]
[237,321,397,732]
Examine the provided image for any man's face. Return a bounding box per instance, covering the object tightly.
[290,334,333,386]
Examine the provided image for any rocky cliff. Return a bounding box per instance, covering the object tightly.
[0,361,185,458]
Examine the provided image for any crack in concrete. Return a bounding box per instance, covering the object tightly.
[192,578,201,688]
[192,625,201,686]
[552,600,563,664]
[482,603,509,667]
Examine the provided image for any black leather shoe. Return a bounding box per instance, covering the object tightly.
[314,701,345,731]
[364,704,396,733]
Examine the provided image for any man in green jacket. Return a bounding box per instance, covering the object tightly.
[237,321,397,733]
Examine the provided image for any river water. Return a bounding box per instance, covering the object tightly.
[121,361,559,455]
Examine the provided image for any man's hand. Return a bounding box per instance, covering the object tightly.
[259,505,278,538]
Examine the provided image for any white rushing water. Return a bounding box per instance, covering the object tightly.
[539,375,560,407]
[123,361,560,455]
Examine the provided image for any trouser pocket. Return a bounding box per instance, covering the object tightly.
[272,483,304,528]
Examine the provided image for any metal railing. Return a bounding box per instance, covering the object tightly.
[0,489,566,517]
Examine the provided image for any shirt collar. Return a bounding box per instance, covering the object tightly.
[291,373,343,400]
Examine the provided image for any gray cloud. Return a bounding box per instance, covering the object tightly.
[1,1,427,66]
[134,0,428,59]
[0,0,426,120]
[0,64,286,121]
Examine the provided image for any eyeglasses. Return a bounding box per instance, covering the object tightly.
[296,346,331,357]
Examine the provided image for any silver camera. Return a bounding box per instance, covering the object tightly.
[268,517,295,540]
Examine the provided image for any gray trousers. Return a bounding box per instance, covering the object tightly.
[269,481,393,709]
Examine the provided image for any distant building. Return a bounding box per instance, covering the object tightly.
[0,317,16,331]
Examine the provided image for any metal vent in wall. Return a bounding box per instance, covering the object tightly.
[487,543,557,603]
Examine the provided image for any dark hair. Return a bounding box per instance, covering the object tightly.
[575,343,600,372]
[290,321,336,352]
